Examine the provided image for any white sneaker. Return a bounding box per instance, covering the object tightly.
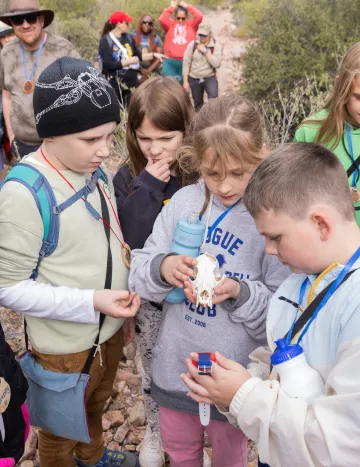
[203,449,212,467]
[138,426,165,467]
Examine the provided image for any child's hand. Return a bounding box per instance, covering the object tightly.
[146,156,173,182]
[170,0,177,7]
[179,1,187,7]
[160,255,197,288]
[184,277,240,305]
[180,351,251,407]
[94,290,140,318]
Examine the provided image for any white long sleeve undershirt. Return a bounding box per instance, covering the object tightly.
[0,279,99,324]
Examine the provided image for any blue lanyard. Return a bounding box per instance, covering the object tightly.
[346,124,358,187]
[205,197,242,241]
[21,35,45,82]
[286,247,360,345]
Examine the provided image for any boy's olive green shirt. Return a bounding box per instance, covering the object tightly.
[0,157,127,355]
[294,109,360,226]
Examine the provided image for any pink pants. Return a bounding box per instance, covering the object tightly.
[159,406,248,467]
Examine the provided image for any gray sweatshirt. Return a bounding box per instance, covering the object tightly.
[129,181,290,420]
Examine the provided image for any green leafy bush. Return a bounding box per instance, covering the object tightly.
[58,17,100,62]
[240,0,360,144]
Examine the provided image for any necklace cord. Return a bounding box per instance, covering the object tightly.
[40,147,126,249]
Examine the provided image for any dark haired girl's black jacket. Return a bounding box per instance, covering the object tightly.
[98,33,141,90]
[113,164,180,250]
[0,322,28,463]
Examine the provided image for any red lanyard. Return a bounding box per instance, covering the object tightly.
[40,148,126,248]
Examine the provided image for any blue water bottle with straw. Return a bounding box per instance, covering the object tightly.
[165,212,205,304]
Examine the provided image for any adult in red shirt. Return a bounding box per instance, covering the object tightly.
[159,0,202,83]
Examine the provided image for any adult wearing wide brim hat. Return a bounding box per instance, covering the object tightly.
[0,0,54,28]
[0,0,81,162]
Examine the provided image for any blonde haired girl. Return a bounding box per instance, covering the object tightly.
[129,95,290,467]
[294,41,360,225]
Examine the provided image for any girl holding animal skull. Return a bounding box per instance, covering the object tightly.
[129,95,290,467]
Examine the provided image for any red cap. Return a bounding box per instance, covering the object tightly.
[109,11,134,24]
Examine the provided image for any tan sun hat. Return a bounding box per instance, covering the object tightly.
[197,24,212,36]
[0,0,54,28]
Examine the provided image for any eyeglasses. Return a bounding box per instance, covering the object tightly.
[176,17,186,21]
[142,20,153,26]
[11,13,38,26]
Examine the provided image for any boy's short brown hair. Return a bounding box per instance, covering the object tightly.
[244,142,355,221]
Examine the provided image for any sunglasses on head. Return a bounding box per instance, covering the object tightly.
[11,12,38,26]
[176,17,186,21]
[142,20,153,26]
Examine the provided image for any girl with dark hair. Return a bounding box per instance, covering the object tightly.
[98,10,141,107]
[159,0,202,83]
[113,76,193,467]
[133,14,164,78]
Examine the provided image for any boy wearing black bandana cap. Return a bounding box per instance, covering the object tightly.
[0,57,140,467]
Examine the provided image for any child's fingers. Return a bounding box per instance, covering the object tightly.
[177,262,194,277]
[174,269,188,286]
[153,157,173,168]
[154,161,171,174]
[158,170,171,181]
[212,294,230,305]
[182,256,197,267]
[170,274,185,288]
[180,372,213,399]
[214,283,229,295]
[184,287,196,303]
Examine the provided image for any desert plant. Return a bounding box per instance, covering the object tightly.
[242,0,360,103]
[261,75,332,147]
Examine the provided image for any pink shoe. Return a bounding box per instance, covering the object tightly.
[0,459,15,467]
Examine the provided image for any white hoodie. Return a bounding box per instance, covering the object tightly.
[223,259,360,467]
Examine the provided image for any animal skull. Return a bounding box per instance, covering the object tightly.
[190,253,225,308]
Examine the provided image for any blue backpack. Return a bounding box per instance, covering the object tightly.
[2,163,107,279]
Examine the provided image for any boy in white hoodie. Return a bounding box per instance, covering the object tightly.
[182,142,360,467]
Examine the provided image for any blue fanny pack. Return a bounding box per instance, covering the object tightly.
[19,354,93,442]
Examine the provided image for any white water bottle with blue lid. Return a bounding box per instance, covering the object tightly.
[165,212,205,304]
[270,338,324,400]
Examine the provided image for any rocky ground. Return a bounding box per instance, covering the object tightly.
[3,309,258,467]
[3,6,259,467]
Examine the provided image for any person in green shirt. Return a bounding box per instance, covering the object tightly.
[294,41,360,226]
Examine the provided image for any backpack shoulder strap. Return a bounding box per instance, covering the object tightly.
[189,40,197,74]
[3,163,59,278]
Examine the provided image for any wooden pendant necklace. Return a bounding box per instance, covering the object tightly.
[21,34,46,94]
[41,148,132,269]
